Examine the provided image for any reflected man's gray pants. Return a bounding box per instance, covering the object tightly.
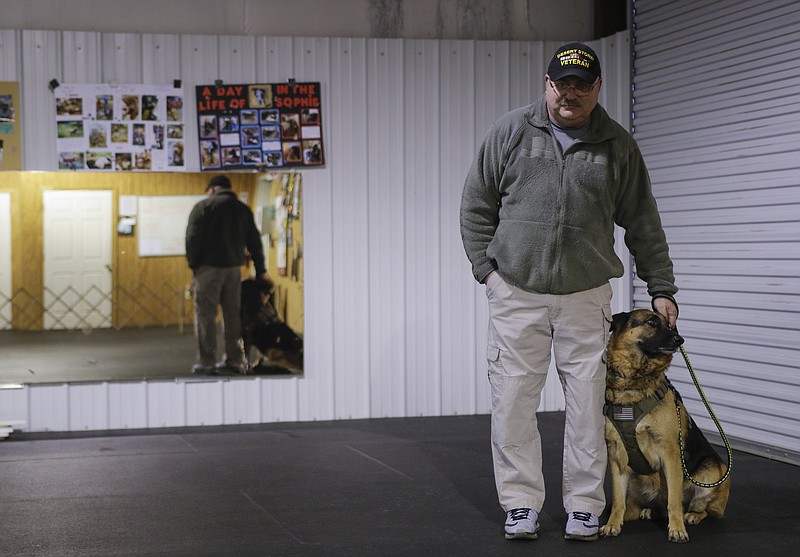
[192,265,243,368]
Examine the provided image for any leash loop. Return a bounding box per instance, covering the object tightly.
[675,345,732,488]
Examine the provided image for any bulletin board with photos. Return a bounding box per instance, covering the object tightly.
[54,83,186,171]
[0,81,21,170]
[195,82,324,171]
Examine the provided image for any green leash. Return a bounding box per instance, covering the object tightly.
[675,345,733,488]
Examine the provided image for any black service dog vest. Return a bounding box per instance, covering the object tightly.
[603,382,671,475]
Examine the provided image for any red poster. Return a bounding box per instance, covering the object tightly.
[196,82,324,170]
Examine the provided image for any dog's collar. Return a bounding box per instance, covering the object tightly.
[604,380,673,475]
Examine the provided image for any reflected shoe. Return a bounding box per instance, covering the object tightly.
[504,508,539,540]
[214,362,244,375]
[564,511,599,541]
[191,364,215,374]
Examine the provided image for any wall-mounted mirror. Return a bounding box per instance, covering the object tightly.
[0,171,303,385]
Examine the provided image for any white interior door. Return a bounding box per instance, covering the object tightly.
[43,190,113,330]
[0,192,11,329]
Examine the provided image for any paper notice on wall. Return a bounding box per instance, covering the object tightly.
[195,82,324,171]
[54,83,185,172]
[0,81,21,170]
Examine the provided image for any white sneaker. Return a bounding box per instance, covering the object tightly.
[564,511,599,541]
[504,508,539,540]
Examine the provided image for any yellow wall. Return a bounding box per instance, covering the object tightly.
[0,171,258,330]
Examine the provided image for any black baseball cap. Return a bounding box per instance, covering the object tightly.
[547,42,601,83]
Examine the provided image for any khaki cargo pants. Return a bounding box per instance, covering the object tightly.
[485,272,611,516]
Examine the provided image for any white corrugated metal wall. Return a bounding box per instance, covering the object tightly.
[0,29,630,432]
[632,0,800,462]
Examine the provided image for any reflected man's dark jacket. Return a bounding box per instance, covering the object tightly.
[185,189,266,276]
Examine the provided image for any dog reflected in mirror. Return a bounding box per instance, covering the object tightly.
[240,277,303,374]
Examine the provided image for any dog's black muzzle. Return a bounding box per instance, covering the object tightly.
[641,328,684,356]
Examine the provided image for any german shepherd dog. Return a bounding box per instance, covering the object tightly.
[240,278,303,373]
[600,309,730,543]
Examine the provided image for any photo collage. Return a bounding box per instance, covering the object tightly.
[196,82,324,171]
[55,83,185,171]
[0,81,21,170]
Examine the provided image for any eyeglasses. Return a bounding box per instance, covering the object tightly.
[549,77,598,96]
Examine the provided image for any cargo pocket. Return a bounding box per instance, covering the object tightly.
[486,345,502,381]
[486,345,507,418]
[602,305,612,348]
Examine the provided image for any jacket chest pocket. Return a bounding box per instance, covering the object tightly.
[566,152,613,208]
[518,136,557,161]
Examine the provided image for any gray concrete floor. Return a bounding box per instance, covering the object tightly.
[0,327,199,384]
[1,331,798,555]
[0,326,297,385]
[1,413,798,557]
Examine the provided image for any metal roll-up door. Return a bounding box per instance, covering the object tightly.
[631,0,800,463]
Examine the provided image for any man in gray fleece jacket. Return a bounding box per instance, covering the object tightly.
[460,42,678,542]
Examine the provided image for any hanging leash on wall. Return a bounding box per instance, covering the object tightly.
[675,345,733,488]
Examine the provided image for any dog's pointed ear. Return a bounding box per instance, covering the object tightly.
[610,311,631,333]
